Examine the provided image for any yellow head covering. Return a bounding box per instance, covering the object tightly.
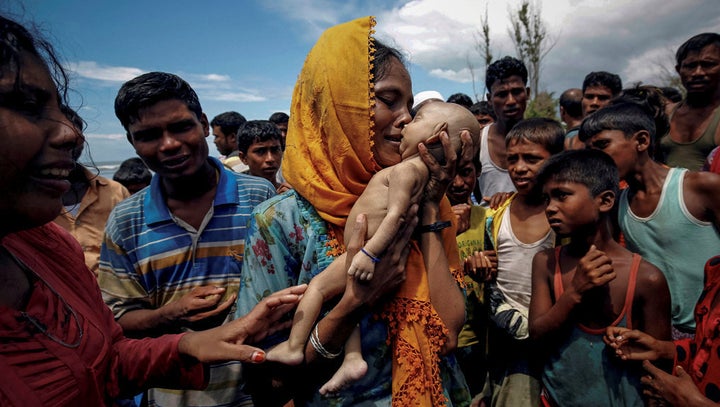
[283,16,380,232]
[283,16,462,406]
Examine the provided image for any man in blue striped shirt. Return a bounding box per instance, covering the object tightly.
[98,72,276,407]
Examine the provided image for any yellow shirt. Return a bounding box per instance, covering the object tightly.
[54,168,129,274]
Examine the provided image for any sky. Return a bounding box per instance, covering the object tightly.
[6,0,719,163]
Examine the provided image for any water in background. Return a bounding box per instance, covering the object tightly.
[84,160,123,179]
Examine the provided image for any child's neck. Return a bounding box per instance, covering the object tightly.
[566,219,619,257]
[626,157,668,194]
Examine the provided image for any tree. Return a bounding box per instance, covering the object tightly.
[508,0,556,95]
[468,2,492,101]
[525,91,558,121]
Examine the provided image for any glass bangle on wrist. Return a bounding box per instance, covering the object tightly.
[418,220,452,233]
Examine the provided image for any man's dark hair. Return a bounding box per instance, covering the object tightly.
[485,56,528,91]
[470,101,496,120]
[237,120,283,154]
[559,88,583,119]
[675,33,720,65]
[268,112,289,124]
[210,111,246,136]
[115,72,202,134]
[578,101,656,144]
[113,157,152,185]
[446,93,474,109]
[582,71,622,96]
[536,148,619,198]
[505,117,565,155]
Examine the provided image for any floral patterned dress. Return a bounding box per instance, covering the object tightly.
[236,190,471,406]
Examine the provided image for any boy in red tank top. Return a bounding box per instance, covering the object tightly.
[529,149,671,406]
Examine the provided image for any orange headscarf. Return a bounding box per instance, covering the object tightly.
[283,16,461,406]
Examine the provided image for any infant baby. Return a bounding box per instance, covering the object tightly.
[267,101,481,394]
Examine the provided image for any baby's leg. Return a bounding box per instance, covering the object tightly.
[319,326,368,395]
[266,262,347,365]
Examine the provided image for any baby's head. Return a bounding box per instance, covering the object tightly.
[400,101,481,163]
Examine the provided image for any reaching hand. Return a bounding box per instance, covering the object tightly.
[604,327,674,361]
[464,250,498,282]
[641,361,713,406]
[179,284,307,364]
[166,285,237,323]
[483,191,513,209]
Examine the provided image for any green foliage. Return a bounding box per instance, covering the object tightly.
[524,91,558,121]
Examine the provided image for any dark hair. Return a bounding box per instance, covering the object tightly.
[0,16,70,106]
[210,111,246,136]
[578,101,656,144]
[113,157,152,185]
[675,33,720,65]
[660,87,683,103]
[446,92,473,109]
[372,39,405,81]
[114,72,202,133]
[268,112,289,124]
[536,149,619,198]
[615,84,669,144]
[486,56,528,92]
[470,101,496,120]
[582,71,622,96]
[505,117,565,155]
[559,88,583,119]
[237,120,283,154]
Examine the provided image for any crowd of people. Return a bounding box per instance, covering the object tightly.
[1,11,720,407]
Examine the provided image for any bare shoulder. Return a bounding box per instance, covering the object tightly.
[635,258,668,293]
[684,170,720,194]
[532,247,556,277]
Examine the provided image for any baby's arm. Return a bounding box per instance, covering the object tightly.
[266,253,349,365]
[348,165,425,280]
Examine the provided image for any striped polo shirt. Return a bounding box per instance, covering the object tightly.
[98,157,275,406]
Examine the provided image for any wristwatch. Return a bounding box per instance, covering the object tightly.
[419,220,452,233]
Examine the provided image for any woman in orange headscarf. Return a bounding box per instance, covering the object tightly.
[237,16,472,407]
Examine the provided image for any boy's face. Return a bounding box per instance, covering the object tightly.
[239,139,283,183]
[399,102,448,159]
[586,130,636,179]
[447,160,478,205]
[506,138,552,196]
[128,99,209,180]
[543,180,599,236]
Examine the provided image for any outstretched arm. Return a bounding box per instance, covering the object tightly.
[641,361,718,407]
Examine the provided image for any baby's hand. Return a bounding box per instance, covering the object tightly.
[348,248,378,281]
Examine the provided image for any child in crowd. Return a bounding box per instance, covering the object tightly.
[530,149,671,406]
[237,120,292,193]
[477,118,565,407]
[580,100,720,339]
[265,101,480,393]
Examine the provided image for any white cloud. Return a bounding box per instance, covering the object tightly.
[68,61,145,82]
[84,132,127,141]
[205,92,267,103]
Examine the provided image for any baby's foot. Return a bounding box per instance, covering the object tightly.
[319,355,368,395]
[265,340,305,366]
